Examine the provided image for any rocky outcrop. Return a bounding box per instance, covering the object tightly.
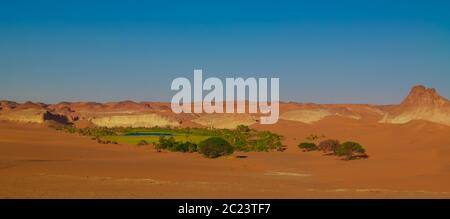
[2,85,449,127]
[0,100,19,110]
[0,108,47,123]
[380,85,450,126]
[0,108,70,124]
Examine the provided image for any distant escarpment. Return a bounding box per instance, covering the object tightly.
[0,101,67,124]
[1,85,450,127]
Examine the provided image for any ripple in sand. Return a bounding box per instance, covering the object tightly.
[264,171,311,177]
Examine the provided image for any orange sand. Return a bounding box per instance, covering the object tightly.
[0,119,449,198]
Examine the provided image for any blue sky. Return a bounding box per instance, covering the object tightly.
[1,0,450,104]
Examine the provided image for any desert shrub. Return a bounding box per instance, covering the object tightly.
[253,131,285,151]
[225,125,251,151]
[48,124,77,133]
[156,136,176,150]
[233,136,249,151]
[154,142,163,152]
[298,142,318,151]
[186,142,198,153]
[169,142,189,152]
[335,141,367,160]
[137,140,148,146]
[236,125,251,133]
[198,137,234,158]
[95,138,117,144]
[154,136,197,153]
[318,139,340,153]
[78,127,116,137]
[224,126,284,152]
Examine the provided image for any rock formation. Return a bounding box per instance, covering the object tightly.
[380,85,450,126]
[1,85,449,127]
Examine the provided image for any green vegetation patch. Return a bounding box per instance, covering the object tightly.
[298,142,318,151]
[297,134,368,160]
[335,141,367,160]
[49,124,285,158]
[198,137,234,158]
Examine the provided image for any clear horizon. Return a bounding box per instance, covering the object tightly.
[1,0,450,104]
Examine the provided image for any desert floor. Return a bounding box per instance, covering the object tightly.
[0,119,449,198]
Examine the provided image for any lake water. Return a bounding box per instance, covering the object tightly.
[125,133,175,136]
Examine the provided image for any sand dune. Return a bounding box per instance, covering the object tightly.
[0,117,449,198]
[281,109,333,124]
[1,85,450,198]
